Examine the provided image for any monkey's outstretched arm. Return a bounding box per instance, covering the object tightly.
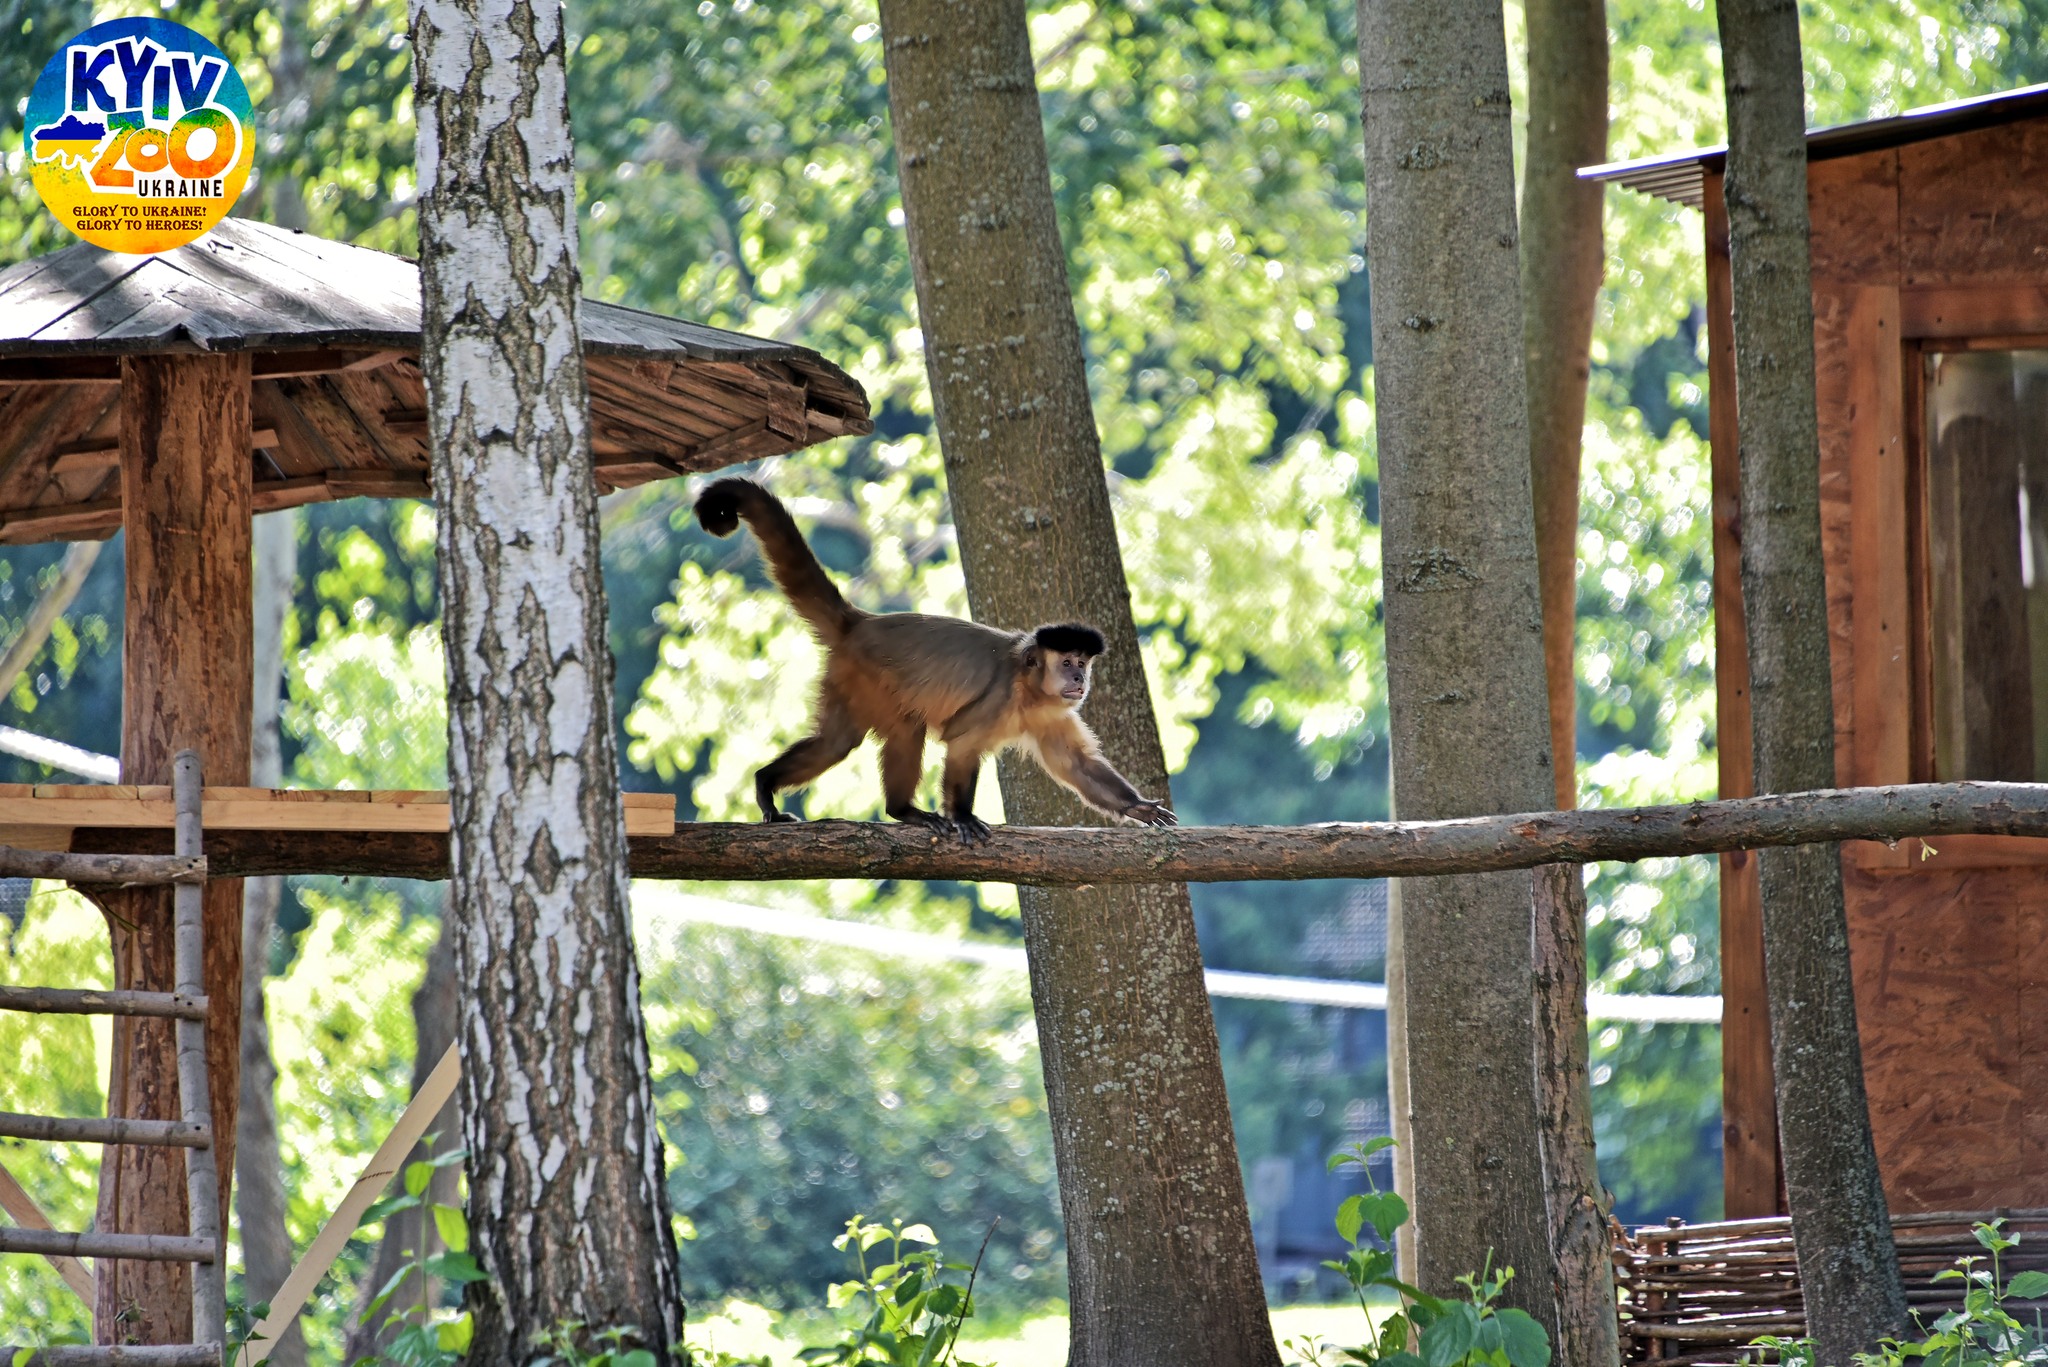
[1032,714,1178,827]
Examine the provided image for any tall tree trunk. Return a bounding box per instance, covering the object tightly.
[1356,0,1558,1332]
[1713,1,1908,1356]
[875,5,1280,1365]
[343,921,461,1364]
[1520,0,1607,811]
[409,0,684,1354]
[1518,11,1617,1358]
[236,508,303,1367]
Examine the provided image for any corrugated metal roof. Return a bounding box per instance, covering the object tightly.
[1580,80,2048,208]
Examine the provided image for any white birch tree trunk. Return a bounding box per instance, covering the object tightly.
[409,0,683,1353]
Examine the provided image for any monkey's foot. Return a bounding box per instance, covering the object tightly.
[951,815,993,845]
[1125,800,1178,827]
[888,806,949,835]
[762,811,802,824]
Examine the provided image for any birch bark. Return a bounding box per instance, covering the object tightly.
[410,0,683,1351]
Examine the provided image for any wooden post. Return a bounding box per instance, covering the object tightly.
[92,353,253,1344]
[1704,174,1784,1219]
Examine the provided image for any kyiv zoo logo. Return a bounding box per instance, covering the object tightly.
[25,17,254,254]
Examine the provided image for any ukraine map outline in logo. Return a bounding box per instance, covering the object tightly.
[25,17,254,254]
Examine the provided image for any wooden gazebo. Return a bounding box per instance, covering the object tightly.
[0,215,870,1345]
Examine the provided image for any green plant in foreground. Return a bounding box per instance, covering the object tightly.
[349,1144,482,1367]
[1287,1140,1552,1367]
[1756,1220,2048,1367]
[792,1214,994,1367]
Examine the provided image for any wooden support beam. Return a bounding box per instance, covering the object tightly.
[0,1229,213,1263]
[0,986,208,1019]
[0,350,407,386]
[90,352,252,1345]
[0,1113,210,1148]
[162,780,2048,884]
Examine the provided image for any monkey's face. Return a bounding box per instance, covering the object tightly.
[1042,651,1093,705]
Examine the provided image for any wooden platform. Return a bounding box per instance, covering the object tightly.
[0,786,677,851]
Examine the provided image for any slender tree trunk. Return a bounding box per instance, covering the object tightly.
[236,509,303,1367]
[409,0,684,1353]
[1356,0,1559,1330]
[1520,0,1607,812]
[1714,1,1907,1356]
[875,4,1280,1364]
[1518,11,1619,1361]
[1531,866,1617,1367]
[343,921,461,1364]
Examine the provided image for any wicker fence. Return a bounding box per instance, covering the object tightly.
[1617,1209,2048,1365]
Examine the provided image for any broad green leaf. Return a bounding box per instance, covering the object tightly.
[1421,1303,1480,1367]
[1359,1136,1398,1159]
[1497,1309,1552,1367]
[1336,1194,1367,1245]
[2005,1269,2048,1298]
[828,1280,863,1309]
[432,1202,469,1252]
[422,1250,487,1284]
[899,1224,938,1245]
[617,1351,657,1367]
[1359,1191,1410,1244]
[436,1313,475,1354]
[404,1159,434,1198]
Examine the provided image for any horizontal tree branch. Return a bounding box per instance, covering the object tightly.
[67,780,2048,885]
[0,847,204,885]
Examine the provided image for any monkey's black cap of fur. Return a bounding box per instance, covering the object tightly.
[694,478,755,537]
[1033,623,1107,657]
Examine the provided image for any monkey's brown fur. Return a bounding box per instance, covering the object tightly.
[696,478,1176,841]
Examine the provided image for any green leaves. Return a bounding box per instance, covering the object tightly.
[1419,1303,1479,1367]
[801,1214,995,1367]
[1494,1310,1551,1367]
[2004,1269,2048,1299]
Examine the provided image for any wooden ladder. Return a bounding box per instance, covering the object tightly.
[0,751,224,1366]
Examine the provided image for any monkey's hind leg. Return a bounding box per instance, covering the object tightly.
[880,722,947,833]
[755,690,863,822]
[941,745,991,845]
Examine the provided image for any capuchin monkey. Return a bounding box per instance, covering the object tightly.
[695,478,1177,843]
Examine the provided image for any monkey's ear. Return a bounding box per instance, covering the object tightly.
[1033,623,1106,657]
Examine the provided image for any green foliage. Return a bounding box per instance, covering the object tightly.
[0,888,109,1339]
[1756,1222,2048,1367]
[348,1147,480,1367]
[531,1321,664,1367]
[792,1215,993,1367]
[1288,1142,1552,1367]
[634,900,1064,1314]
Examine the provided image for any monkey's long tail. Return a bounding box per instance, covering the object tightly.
[695,478,864,644]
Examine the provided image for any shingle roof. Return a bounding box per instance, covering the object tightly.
[0,217,872,542]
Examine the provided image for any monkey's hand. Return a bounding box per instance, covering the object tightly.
[1123,799,1177,827]
[951,814,993,846]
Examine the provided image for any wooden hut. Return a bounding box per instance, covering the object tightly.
[0,215,869,1342]
[1587,85,2048,1224]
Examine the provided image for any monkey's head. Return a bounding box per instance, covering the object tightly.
[1030,623,1107,705]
